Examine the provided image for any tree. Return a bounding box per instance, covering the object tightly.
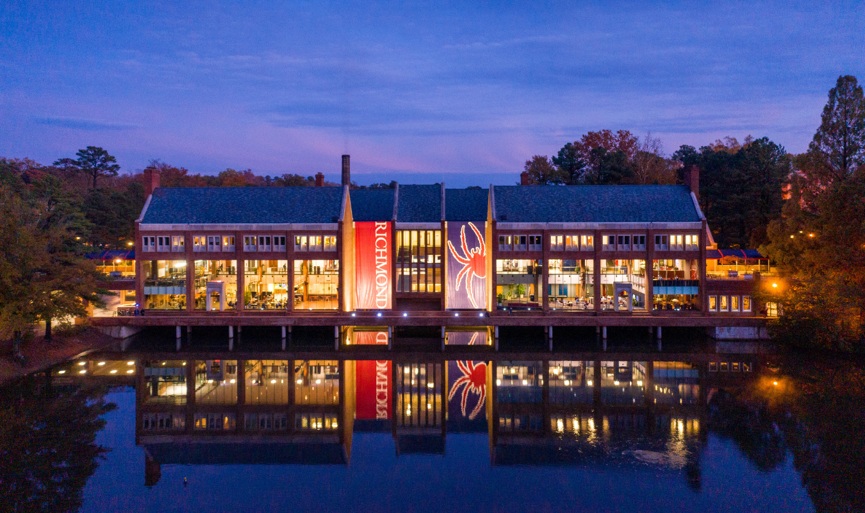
[0,172,105,347]
[53,147,121,190]
[807,75,865,183]
[523,155,565,185]
[632,133,677,185]
[672,137,789,249]
[583,147,635,185]
[551,142,584,185]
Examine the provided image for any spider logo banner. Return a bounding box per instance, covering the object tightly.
[446,221,487,309]
[447,360,488,432]
[355,222,391,309]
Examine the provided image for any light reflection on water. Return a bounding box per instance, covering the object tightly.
[3,348,850,512]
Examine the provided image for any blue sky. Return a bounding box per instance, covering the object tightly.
[1,1,863,186]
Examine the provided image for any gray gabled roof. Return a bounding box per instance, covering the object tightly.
[492,185,701,223]
[396,184,441,223]
[140,187,344,224]
[350,189,395,222]
[445,188,488,221]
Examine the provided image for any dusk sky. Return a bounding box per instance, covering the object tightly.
[2,1,863,187]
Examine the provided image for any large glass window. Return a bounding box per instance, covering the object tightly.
[652,259,700,311]
[496,259,542,308]
[294,360,340,405]
[143,360,187,404]
[194,359,238,405]
[143,260,186,310]
[548,259,594,310]
[599,259,646,310]
[396,230,441,293]
[294,260,339,310]
[245,360,290,404]
[244,260,289,310]
[193,260,238,311]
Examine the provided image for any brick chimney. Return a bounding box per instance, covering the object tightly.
[315,172,324,187]
[520,171,530,185]
[144,166,160,196]
[684,165,699,198]
[341,155,350,187]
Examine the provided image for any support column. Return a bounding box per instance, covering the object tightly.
[542,230,550,314]
[388,326,393,351]
[548,326,553,352]
[175,326,181,352]
[441,326,446,352]
[646,227,654,313]
[494,326,499,351]
[334,326,340,351]
[593,230,602,314]
[281,326,287,351]
[602,326,607,339]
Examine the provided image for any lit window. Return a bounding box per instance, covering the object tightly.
[685,234,699,250]
[309,236,322,251]
[602,235,615,251]
[742,295,751,312]
[295,236,308,251]
[670,235,683,251]
[193,236,205,252]
[222,236,235,251]
[581,235,594,251]
[720,295,729,312]
[709,295,717,311]
[171,236,185,252]
[731,296,739,312]
[550,235,563,251]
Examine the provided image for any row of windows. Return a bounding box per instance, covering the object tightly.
[708,361,752,372]
[708,295,751,313]
[497,233,699,253]
[142,235,336,252]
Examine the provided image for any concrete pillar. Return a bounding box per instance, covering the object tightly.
[388,326,393,350]
[229,337,234,351]
[176,326,181,338]
[656,326,662,339]
[229,326,234,338]
[548,326,553,352]
[603,338,607,351]
[281,326,287,338]
[441,326,446,352]
[602,326,607,339]
[175,337,181,352]
[281,326,287,351]
[334,326,340,351]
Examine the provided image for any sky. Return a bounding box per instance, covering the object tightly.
[1,1,864,187]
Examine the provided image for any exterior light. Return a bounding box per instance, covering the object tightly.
[79,370,86,374]
[296,379,303,384]
[58,370,66,374]
[564,380,570,386]
[115,259,122,264]
[790,235,794,239]
[78,362,86,366]
[127,242,133,246]
[315,379,321,384]
[110,370,117,374]
[614,380,620,386]
[403,312,407,317]
[351,313,356,317]
[496,379,501,386]
[127,361,134,365]
[126,370,133,374]
[522,379,528,385]
[230,379,236,384]
[427,383,434,388]
[454,313,459,317]
[772,283,778,288]
[98,362,106,366]
[808,233,814,237]
[75,236,80,240]
[773,381,778,386]
[478,312,484,317]
[637,380,643,386]
[271,379,276,384]
[377,312,382,318]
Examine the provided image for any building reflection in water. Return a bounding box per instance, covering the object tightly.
[50,351,757,488]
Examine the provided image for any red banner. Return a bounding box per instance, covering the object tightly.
[356,360,391,420]
[355,222,392,309]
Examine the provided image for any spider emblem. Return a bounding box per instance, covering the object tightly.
[448,360,487,420]
[447,222,486,308]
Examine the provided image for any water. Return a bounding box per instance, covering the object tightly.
[2,336,862,512]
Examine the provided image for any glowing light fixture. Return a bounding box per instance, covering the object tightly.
[58,370,66,374]
[98,362,106,366]
[126,370,133,374]
[110,370,117,374]
[772,283,778,288]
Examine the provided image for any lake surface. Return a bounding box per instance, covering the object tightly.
[2,332,862,512]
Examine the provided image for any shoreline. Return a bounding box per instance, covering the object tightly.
[0,327,122,385]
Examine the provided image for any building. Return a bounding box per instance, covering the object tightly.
[119,157,767,341]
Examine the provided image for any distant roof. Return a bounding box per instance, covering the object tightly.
[85,250,135,260]
[492,185,700,224]
[396,184,441,223]
[707,249,767,259]
[350,189,395,222]
[446,188,488,222]
[140,187,344,224]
